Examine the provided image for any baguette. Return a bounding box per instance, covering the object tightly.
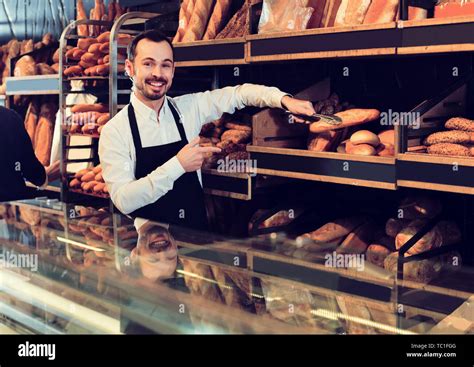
[173,0,195,43]
[337,221,377,254]
[33,104,55,166]
[366,245,393,268]
[96,63,110,76]
[305,216,368,243]
[309,109,381,133]
[322,0,343,27]
[182,0,216,42]
[307,130,342,151]
[93,182,106,193]
[24,102,39,145]
[107,1,115,22]
[203,0,233,40]
[77,0,89,37]
[69,178,81,188]
[97,113,110,125]
[363,0,398,24]
[71,104,108,113]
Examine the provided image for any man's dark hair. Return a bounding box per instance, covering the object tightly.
[127,30,174,62]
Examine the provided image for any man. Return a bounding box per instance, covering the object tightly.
[130,221,178,282]
[0,106,58,202]
[99,30,315,230]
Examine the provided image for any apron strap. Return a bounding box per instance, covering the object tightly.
[127,103,143,150]
[167,98,188,144]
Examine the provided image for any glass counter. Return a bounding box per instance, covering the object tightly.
[0,198,473,335]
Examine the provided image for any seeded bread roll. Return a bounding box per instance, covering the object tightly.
[424,131,474,145]
[445,117,474,132]
[427,143,471,157]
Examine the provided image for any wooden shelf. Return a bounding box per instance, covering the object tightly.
[248,145,397,190]
[173,38,247,67]
[5,74,60,95]
[247,23,399,63]
[398,153,474,195]
[202,168,254,201]
[397,16,474,55]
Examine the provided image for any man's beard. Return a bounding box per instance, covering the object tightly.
[136,77,169,101]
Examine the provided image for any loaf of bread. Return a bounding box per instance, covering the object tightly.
[395,219,443,255]
[305,216,368,243]
[64,65,83,77]
[399,196,442,220]
[436,220,462,246]
[321,0,343,27]
[77,0,89,37]
[384,252,442,283]
[309,109,380,133]
[14,56,36,77]
[346,143,377,156]
[445,117,474,132]
[409,6,428,20]
[24,102,39,145]
[366,244,393,267]
[182,0,216,42]
[378,129,395,145]
[424,130,474,145]
[220,129,251,144]
[174,0,195,42]
[337,221,377,254]
[427,143,471,157]
[34,103,56,166]
[307,130,342,151]
[216,0,250,39]
[335,0,371,26]
[258,210,299,229]
[203,0,233,40]
[385,218,410,238]
[376,143,395,157]
[363,0,398,24]
[36,63,55,75]
[71,104,108,113]
[350,130,380,146]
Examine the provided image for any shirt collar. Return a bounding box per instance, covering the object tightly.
[130,91,168,123]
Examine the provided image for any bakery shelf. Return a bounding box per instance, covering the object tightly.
[247,146,397,190]
[246,23,400,63]
[397,16,474,55]
[67,132,101,139]
[5,74,60,96]
[397,78,473,195]
[68,188,110,200]
[202,168,254,201]
[398,153,474,195]
[174,38,247,67]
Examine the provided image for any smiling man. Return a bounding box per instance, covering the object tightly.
[99,30,315,230]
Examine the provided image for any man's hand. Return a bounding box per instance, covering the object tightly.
[281,95,316,123]
[177,137,222,172]
[45,160,61,182]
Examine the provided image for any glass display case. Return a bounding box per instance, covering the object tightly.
[0,198,472,335]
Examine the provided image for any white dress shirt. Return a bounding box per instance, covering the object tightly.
[98,83,288,219]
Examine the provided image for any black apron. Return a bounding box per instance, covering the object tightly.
[127,100,208,231]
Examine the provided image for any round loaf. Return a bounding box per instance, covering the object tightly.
[350,130,380,146]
